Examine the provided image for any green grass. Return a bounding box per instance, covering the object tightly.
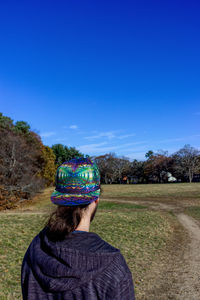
[0,208,174,299]
[184,206,200,220]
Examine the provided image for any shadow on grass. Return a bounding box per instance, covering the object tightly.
[99,201,147,210]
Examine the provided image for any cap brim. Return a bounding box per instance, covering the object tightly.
[51,189,100,206]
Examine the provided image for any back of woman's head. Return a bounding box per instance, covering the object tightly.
[46,204,89,242]
[47,157,101,241]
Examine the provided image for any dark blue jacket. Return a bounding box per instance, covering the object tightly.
[21,228,135,299]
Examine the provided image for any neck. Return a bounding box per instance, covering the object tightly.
[75,216,91,232]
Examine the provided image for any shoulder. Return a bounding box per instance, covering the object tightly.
[93,236,132,282]
[110,251,132,280]
[89,233,132,275]
[91,233,121,253]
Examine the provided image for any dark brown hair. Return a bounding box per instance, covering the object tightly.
[46,204,89,242]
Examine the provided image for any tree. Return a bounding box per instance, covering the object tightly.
[0,112,13,129]
[172,144,200,183]
[144,152,173,183]
[130,160,147,183]
[95,153,116,183]
[112,156,130,183]
[52,144,84,166]
[0,113,48,207]
[14,121,31,135]
[95,153,131,184]
[0,127,44,194]
[40,146,56,186]
[145,150,154,159]
[52,144,67,165]
[64,146,84,161]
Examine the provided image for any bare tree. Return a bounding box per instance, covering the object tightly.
[95,154,131,184]
[172,145,200,183]
[95,153,116,183]
[0,128,44,194]
[112,156,130,183]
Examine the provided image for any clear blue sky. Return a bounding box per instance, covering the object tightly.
[0,0,200,160]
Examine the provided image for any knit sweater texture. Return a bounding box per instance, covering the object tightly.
[21,228,135,299]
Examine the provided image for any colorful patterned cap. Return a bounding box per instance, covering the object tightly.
[51,157,101,206]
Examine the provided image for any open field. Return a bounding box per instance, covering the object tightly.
[101,182,200,201]
[0,183,200,299]
[15,182,200,212]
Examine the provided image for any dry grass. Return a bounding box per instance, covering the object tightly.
[100,182,200,200]
[184,206,200,220]
[16,183,200,212]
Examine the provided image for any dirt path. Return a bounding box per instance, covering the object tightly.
[102,197,200,299]
[175,213,200,299]
[143,211,200,300]
[138,203,200,299]
[137,200,200,299]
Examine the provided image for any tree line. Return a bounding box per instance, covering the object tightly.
[50,141,200,184]
[0,112,200,208]
[94,147,200,184]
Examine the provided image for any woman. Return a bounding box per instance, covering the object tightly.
[21,157,135,299]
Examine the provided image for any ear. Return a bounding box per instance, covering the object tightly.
[95,198,99,204]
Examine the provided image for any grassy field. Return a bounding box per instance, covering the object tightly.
[18,182,200,212]
[0,183,199,299]
[100,182,200,199]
